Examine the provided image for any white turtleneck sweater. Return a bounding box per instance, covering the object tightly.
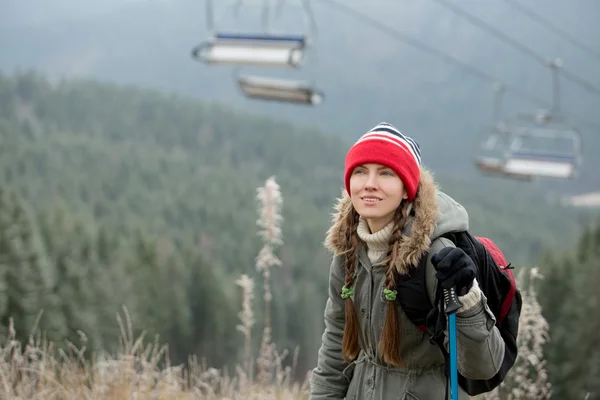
[356,217,482,314]
[356,217,393,265]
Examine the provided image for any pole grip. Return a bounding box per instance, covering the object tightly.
[444,287,462,315]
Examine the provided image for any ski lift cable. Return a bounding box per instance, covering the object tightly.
[206,0,214,32]
[430,0,600,98]
[317,0,600,132]
[212,0,316,37]
[492,82,505,123]
[502,0,600,64]
[261,0,270,32]
[318,0,542,105]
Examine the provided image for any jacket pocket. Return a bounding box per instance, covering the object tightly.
[342,361,355,383]
[343,359,366,400]
[400,391,420,400]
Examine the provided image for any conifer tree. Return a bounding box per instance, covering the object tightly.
[0,186,62,341]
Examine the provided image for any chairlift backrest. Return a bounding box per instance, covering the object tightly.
[508,125,582,161]
[214,32,308,46]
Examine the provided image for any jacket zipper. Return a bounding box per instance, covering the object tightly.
[368,263,376,359]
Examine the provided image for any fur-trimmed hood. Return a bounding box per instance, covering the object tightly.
[324,167,469,274]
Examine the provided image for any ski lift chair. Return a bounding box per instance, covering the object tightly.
[192,0,324,106]
[502,114,583,180]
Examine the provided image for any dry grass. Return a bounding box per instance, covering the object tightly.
[0,307,311,400]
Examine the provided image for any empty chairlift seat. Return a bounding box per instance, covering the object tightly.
[475,156,534,181]
[502,152,577,179]
[237,75,324,105]
[192,33,308,68]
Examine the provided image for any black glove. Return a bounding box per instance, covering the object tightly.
[431,247,476,294]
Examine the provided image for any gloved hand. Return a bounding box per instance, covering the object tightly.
[431,247,477,294]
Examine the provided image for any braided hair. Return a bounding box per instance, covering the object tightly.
[378,199,410,367]
[340,198,411,366]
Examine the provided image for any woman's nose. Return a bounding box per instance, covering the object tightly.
[364,172,378,189]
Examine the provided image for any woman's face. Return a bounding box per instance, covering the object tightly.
[349,163,408,233]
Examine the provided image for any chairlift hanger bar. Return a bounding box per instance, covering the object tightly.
[317,0,600,133]
[207,0,318,37]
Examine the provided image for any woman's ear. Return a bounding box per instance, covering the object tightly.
[402,189,408,200]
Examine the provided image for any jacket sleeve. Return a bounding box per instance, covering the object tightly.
[309,255,350,400]
[426,238,506,381]
[454,281,505,380]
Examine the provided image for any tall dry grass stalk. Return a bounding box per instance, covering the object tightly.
[254,176,283,387]
[235,274,255,379]
[0,306,310,399]
[480,267,552,400]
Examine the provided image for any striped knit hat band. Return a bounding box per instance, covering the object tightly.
[344,122,421,202]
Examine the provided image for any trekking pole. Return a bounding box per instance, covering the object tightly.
[444,287,462,400]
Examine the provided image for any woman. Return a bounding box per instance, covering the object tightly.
[309,122,505,399]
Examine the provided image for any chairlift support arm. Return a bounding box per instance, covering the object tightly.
[206,0,214,32]
[492,82,505,123]
[549,59,562,115]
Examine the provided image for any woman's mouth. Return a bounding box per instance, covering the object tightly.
[362,197,382,204]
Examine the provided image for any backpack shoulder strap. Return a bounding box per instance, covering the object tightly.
[425,236,456,306]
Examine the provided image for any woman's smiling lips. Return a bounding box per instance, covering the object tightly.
[361,196,382,205]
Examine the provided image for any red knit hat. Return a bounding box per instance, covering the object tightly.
[344,122,422,202]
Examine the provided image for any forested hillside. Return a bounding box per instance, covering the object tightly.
[0,70,596,376]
